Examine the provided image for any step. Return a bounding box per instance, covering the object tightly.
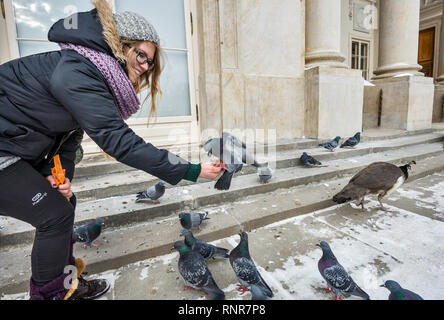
[73,128,442,179]
[2,139,444,248]
[71,132,444,203]
[1,153,444,296]
[4,171,444,300]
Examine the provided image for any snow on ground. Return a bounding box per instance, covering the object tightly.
[2,173,444,300]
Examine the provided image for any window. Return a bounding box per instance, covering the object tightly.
[10,0,93,56]
[115,0,192,118]
[351,39,369,80]
[5,0,194,120]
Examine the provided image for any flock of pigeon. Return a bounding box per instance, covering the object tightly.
[173,215,274,301]
[173,213,423,300]
[71,131,425,300]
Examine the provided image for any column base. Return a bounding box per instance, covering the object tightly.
[304,66,363,139]
[364,75,434,130]
[373,63,424,79]
[305,50,348,69]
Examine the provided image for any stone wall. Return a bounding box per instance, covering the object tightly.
[433,85,444,121]
[370,76,434,130]
[363,85,381,129]
[195,0,306,142]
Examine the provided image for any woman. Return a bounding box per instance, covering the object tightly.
[0,0,223,300]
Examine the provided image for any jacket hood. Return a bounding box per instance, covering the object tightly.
[48,0,125,62]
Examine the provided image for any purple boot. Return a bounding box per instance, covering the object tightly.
[29,238,110,300]
[29,273,71,300]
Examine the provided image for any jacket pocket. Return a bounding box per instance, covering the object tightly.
[1,125,54,163]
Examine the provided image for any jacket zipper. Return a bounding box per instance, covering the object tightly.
[45,129,77,162]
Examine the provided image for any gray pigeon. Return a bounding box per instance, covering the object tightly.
[380,280,424,300]
[180,229,229,259]
[300,152,327,167]
[316,241,370,300]
[172,241,225,300]
[204,132,260,190]
[258,166,272,184]
[229,232,273,298]
[135,181,165,204]
[72,218,105,249]
[251,284,272,300]
[179,212,210,230]
[319,136,341,152]
[340,132,361,149]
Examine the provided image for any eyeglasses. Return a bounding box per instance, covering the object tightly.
[125,44,155,70]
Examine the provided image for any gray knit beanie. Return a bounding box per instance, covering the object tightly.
[113,12,160,45]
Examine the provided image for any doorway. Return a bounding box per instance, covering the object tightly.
[418,27,435,78]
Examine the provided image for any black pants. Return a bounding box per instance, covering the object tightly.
[0,160,76,285]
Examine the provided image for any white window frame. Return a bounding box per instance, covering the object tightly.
[3,0,200,148]
[350,37,370,80]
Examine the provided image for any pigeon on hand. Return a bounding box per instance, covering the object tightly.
[72,218,105,249]
[172,241,225,300]
[135,181,166,204]
[300,152,327,167]
[316,241,370,300]
[180,229,229,259]
[179,212,210,230]
[258,166,272,184]
[380,280,424,300]
[319,136,341,152]
[203,132,260,190]
[340,132,361,149]
[229,232,273,298]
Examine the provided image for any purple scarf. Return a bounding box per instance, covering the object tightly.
[59,43,140,120]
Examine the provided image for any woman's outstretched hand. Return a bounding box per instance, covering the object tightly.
[199,162,227,180]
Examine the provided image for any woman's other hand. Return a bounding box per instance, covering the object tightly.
[46,175,73,199]
[199,162,226,180]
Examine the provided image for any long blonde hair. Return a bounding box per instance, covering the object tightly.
[121,39,164,120]
[100,40,164,161]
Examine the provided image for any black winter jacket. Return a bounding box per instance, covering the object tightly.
[0,8,190,185]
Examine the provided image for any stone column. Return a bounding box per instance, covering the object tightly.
[305,0,346,68]
[373,0,423,79]
[433,9,444,121]
[365,0,434,130]
[304,0,363,139]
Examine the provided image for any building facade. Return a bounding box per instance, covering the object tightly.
[0,0,442,155]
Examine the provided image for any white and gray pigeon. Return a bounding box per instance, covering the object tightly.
[72,218,105,249]
[203,132,260,190]
[380,280,424,300]
[229,232,273,298]
[319,136,341,152]
[258,166,272,184]
[135,180,165,204]
[316,241,370,300]
[179,212,210,230]
[172,241,225,300]
[180,229,229,259]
